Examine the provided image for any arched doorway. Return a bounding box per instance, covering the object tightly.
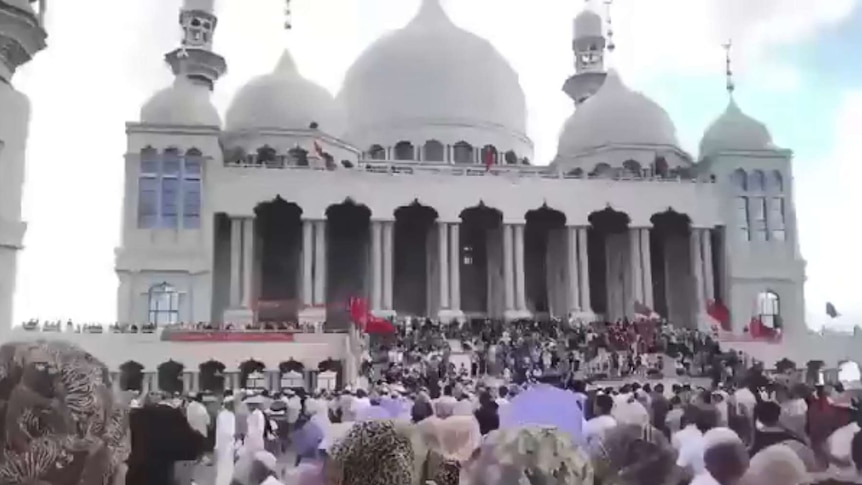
[326,199,372,329]
[239,359,266,389]
[318,358,344,390]
[587,207,631,321]
[650,209,693,327]
[198,359,226,393]
[279,359,306,391]
[255,197,303,323]
[525,205,567,317]
[157,360,184,395]
[119,360,144,391]
[459,204,503,316]
[394,202,439,316]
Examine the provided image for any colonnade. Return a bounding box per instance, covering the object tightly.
[224,213,718,324]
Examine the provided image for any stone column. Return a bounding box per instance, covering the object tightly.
[301,220,314,306]
[370,221,383,310]
[438,222,450,309]
[578,227,591,313]
[629,228,644,308]
[567,226,580,312]
[241,218,255,309]
[313,221,327,306]
[702,229,715,303]
[383,221,394,311]
[229,217,242,307]
[514,224,527,312]
[449,223,461,311]
[640,228,654,309]
[690,229,705,315]
[503,224,515,311]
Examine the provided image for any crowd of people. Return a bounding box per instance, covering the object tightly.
[11,318,862,485]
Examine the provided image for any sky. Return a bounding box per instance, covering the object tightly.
[9,0,862,330]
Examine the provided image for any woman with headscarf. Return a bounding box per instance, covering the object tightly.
[590,423,678,485]
[466,425,594,485]
[324,419,460,485]
[0,340,130,485]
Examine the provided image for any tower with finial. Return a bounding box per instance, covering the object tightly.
[563,0,609,105]
[0,0,48,328]
[164,0,227,90]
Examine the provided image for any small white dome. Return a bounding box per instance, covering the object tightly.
[339,0,527,141]
[225,50,345,135]
[140,76,221,127]
[574,6,603,38]
[699,99,774,156]
[557,70,679,158]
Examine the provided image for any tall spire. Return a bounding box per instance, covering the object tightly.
[723,39,736,96]
[604,0,616,54]
[565,0,608,104]
[164,0,227,90]
[284,0,292,30]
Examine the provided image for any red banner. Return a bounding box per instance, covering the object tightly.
[162,331,296,342]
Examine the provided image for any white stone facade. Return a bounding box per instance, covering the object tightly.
[4,0,853,375]
[0,0,46,331]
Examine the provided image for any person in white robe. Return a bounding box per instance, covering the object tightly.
[244,395,267,454]
[215,397,237,485]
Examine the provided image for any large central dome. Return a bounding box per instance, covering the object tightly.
[339,0,530,160]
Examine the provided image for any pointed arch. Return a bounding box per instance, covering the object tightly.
[394,141,415,161]
[198,359,226,393]
[119,360,144,391]
[367,144,386,160]
[749,170,766,191]
[239,359,266,388]
[731,168,748,191]
[423,140,445,162]
[453,141,474,164]
[157,359,184,394]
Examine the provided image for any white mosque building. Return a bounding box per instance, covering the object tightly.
[3,0,858,389]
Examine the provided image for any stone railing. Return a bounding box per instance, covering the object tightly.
[224,159,715,184]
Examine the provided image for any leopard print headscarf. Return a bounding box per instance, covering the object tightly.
[0,340,129,485]
[590,424,675,485]
[325,420,459,485]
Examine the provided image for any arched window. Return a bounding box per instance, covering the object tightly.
[481,145,498,167]
[148,283,179,325]
[393,141,415,161]
[622,160,642,176]
[770,170,784,192]
[183,149,202,229]
[256,145,277,164]
[749,170,766,192]
[138,147,160,228]
[453,141,474,164]
[731,169,748,191]
[423,140,445,162]
[590,163,612,177]
[367,144,386,160]
[756,291,780,329]
[504,150,518,165]
[289,147,309,166]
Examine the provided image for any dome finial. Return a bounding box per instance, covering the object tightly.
[284,0,293,30]
[722,39,736,96]
[604,0,616,55]
[275,49,298,75]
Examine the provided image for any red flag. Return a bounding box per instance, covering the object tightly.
[365,316,396,335]
[707,299,731,331]
[483,147,495,171]
[748,316,780,342]
[348,297,368,331]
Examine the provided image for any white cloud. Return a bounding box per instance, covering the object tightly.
[9,0,857,323]
[795,91,862,329]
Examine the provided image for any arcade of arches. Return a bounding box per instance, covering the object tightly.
[213,201,725,329]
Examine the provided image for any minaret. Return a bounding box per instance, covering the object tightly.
[164,0,226,90]
[0,0,47,329]
[562,0,610,105]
